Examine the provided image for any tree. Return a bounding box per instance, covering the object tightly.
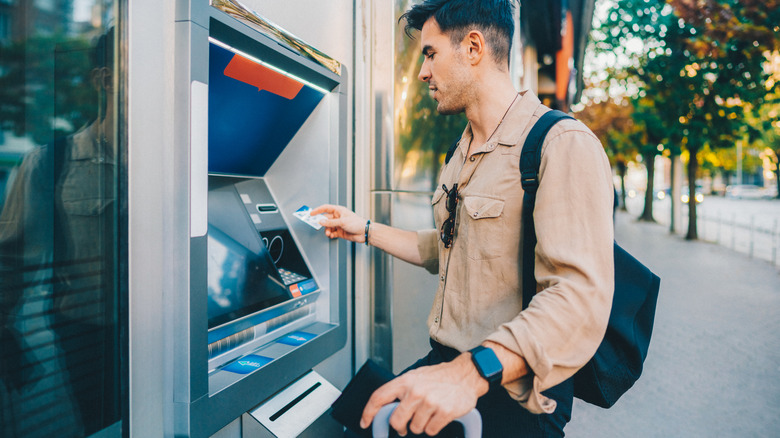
[593,0,780,239]
[575,89,638,211]
[631,92,670,222]
[749,89,780,197]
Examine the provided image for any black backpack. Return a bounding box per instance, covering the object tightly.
[519,110,661,408]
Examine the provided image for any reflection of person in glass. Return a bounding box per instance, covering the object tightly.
[0,28,119,436]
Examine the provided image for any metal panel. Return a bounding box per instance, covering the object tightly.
[350,0,375,374]
[370,192,394,371]
[127,1,177,436]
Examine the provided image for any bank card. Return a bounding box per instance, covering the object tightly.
[293,205,326,230]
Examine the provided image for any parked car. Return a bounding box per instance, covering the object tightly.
[655,187,703,203]
[725,184,764,199]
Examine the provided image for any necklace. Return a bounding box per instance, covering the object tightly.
[467,93,519,159]
[488,93,519,143]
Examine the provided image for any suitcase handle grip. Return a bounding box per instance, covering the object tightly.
[372,402,482,438]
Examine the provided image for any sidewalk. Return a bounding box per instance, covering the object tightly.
[566,212,780,437]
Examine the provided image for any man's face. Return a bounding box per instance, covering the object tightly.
[418,19,473,115]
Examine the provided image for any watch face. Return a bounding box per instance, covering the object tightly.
[472,347,503,382]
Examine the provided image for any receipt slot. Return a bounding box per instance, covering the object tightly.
[174,1,348,436]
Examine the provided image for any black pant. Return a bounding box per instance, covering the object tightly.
[398,339,574,438]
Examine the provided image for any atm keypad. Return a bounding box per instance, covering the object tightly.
[278,268,307,286]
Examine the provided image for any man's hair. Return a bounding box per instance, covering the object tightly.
[400,0,515,68]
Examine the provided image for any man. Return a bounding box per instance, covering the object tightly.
[313,1,614,436]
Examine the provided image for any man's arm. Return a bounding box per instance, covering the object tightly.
[310,204,425,267]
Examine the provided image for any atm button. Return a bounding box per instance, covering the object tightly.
[297,279,317,295]
[289,284,301,297]
[277,331,316,346]
[222,354,273,374]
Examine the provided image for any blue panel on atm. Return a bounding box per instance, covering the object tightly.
[276,331,316,346]
[208,42,326,177]
[222,354,273,374]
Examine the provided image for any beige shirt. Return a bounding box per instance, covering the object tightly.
[417,91,614,414]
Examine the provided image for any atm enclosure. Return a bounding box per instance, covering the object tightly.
[174,1,348,436]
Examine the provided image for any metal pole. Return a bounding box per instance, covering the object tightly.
[717,210,721,244]
[749,216,755,258]
[732,212,736,250]
[702,211,707,240]
[737,139,743,184]
[773,218,778,266]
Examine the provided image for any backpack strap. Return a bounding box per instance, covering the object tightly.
[520,110,574,309]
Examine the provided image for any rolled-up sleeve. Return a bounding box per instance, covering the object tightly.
[416,229,439,274]
[485,126,614,414]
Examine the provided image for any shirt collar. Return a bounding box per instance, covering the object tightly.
[494,89,542,147]
[454,90,543,159]
[70,123,113,162]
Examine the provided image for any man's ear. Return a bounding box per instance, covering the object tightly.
[463,30,486,65]
[91,67,112,91]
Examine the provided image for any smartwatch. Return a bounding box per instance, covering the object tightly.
[469,345,503,387]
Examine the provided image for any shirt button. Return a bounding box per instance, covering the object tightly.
[469,156,476,162]
[434,317,439,324]
[440,275,445,281]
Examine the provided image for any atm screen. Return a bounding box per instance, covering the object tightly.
[207,225,290,329]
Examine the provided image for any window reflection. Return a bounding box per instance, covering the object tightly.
[0,1,124,437]
[394,0,467,193]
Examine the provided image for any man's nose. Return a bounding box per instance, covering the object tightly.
[418,61,430,82]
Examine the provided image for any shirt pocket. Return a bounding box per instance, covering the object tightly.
[60,162,114,217]
[431,187,446,230]
[461,195,505,260]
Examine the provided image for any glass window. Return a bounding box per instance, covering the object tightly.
[0,12,10,43]
[0,1,126,437]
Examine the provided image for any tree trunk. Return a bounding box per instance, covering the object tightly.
[774,149,780,200]
[618,161,628,212]
[639,152,656,222]
[686,147,699,240]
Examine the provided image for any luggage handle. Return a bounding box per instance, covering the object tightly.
[372,402,482,438]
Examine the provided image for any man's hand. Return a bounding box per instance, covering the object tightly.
[360,354,489,436]
[310,204,367,243]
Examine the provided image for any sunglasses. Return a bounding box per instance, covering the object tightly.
[440,183,459,248]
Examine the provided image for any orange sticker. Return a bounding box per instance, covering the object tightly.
[224,54,304,100]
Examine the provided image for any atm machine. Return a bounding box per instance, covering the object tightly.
[174,1,348,436]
